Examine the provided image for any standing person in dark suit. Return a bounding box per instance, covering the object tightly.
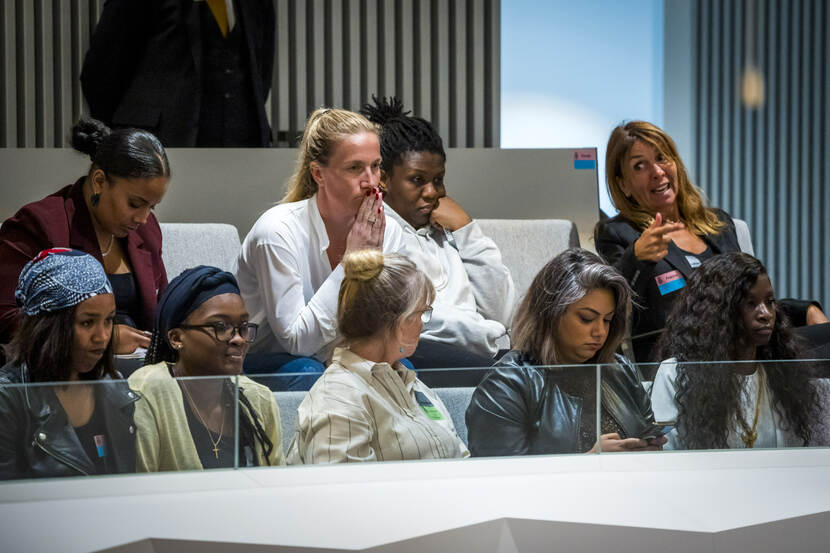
[81,0,275,147]
[594,121,827,365]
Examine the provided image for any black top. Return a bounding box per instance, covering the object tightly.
[108,272,141,328]
[181,386,259,469]
[73,402,111,475]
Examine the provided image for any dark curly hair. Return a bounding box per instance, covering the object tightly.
[359,95,445,174]
[654,252,822,449]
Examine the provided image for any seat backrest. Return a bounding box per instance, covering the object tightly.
[733,218,754,256]
[159,223,241,280]
[474,219,579,301]
[273,391,306,454]
[434,387,475,446]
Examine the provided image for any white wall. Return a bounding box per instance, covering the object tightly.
[501,0,666,217]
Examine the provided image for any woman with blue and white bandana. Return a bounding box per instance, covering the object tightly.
[0,248,138,479]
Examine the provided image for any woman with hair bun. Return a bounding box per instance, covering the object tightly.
[0,117,171,355]
[288,250,469,463]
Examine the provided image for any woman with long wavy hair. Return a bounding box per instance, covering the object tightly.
[651,252,824,450]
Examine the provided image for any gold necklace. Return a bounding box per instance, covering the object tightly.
[179,381,225,459]
[739,366,765,448]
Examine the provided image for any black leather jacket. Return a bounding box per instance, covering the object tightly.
[465,351,655,457]
[0,363,139,480]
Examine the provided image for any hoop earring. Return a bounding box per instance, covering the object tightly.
[91,193,100,207]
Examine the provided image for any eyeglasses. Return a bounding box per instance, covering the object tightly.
[179,321,258,343]
[418,307,433,324]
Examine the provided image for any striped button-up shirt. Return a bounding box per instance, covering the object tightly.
[288,348,469,463]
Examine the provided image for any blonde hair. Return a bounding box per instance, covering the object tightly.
[282,108,379,203]
[605,120,724,236]
[337,250,435,342]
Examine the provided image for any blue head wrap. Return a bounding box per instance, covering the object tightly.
[15,248,113,316]
[146,265,241,363]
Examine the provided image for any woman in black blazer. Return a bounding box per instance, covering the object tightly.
[595,121,826,365]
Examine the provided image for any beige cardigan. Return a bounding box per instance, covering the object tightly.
[128,362,285,471]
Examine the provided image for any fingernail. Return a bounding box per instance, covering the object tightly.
[365,190,371,197]
[377,207,381,213]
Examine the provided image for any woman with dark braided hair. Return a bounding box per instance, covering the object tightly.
[651,252,825,450]
[129,266,284,471]
[360,96,515,371]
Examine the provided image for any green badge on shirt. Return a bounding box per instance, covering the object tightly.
[415,391,445,420]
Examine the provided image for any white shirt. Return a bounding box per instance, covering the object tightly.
[650,358,799,449]
[386,206,515,357]
[235,196,404,361]
[287,347,470,463]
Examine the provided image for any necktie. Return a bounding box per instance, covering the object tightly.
[206,0,229,37]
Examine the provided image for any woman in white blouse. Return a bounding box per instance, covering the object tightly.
[235,108,404,386]
[650,252,824,450]
[288,249,469,463]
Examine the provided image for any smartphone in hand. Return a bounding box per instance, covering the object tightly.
[638,422,675,441]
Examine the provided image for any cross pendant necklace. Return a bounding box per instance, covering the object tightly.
[180,381,225,459]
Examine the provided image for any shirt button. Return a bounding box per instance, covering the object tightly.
[224,68,232,74]
[224,92,231,99]
[129,426,135,434]
[38,432,46,441]
[127,391,135,398]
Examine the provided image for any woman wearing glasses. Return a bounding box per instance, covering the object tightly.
[288,250,468,463]
[129,266,285,471]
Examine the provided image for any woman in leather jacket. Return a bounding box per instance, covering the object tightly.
[465,248,664,456]
[0,249,138,480]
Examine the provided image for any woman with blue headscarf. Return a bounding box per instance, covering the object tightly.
[128,266,285,471]
[0,248,139,479]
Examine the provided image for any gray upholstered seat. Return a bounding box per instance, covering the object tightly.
[159,222,241,279]
[475,218,579,301]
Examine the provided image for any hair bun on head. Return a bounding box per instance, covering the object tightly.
[70,117,112,158]
[343,249,384,282]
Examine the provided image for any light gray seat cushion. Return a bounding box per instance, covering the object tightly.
[733,218,754,256]
[434,387,475,446]
[274,387,476,454]
[475,218,579,301]
[159,223,241,280]
[274,391,306,454]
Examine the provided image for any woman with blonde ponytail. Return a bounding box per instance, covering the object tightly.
[235,109,405,385]
[287,250,469,463]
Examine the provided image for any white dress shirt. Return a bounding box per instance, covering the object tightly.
[386,206,515,357]
[287,347,470,463]
[235,196,404,361]
[650,358,800,449]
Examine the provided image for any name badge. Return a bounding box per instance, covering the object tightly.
[94,435,107,458]
[414,391,444,420]
[655,270,686,296]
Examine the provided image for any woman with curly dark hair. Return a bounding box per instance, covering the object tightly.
[650,252,824,450]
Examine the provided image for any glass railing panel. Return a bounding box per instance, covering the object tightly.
[0,372,241,482]
[609,357,830,453]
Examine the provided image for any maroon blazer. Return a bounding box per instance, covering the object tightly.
[0,178,168,343]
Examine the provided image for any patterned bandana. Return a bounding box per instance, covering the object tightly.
[15,248,113,316]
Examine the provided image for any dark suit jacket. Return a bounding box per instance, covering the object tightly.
[80,0,275,147]
[595,209,817,362]
[596,210,741,362]
[0,178,168,343]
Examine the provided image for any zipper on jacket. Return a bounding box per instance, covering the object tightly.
[33,435,89,476]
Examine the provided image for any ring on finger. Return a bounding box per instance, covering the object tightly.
[367,217,377,224]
